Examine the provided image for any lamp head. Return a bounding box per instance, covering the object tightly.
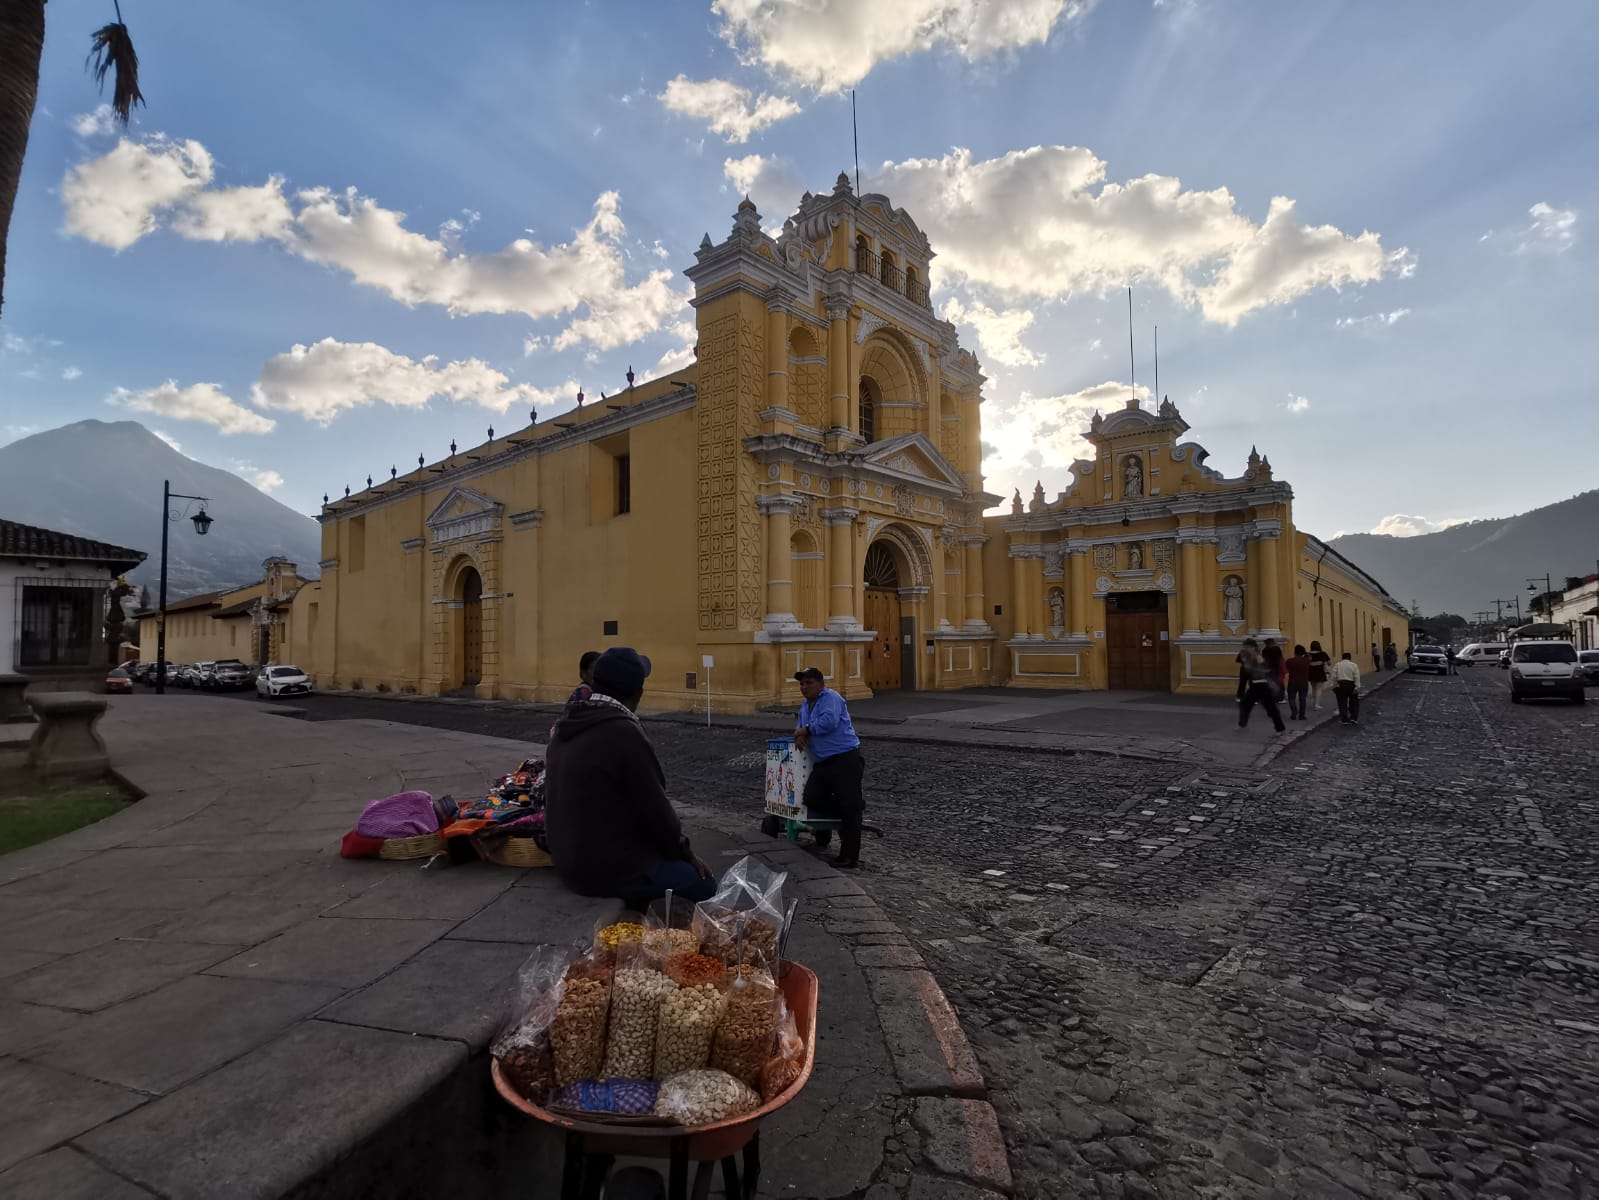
[191,508,214,536]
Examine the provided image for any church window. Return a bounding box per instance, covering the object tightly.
[879,250,901,292]
[905,264,925,305]
[858,378,880,443]
[855,235,872,274]
[616,454,632,515]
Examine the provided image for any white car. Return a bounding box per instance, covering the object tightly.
[1456,642,1508,667]
[1508,641,1585,704]
[256,664,314,698]
[1408,645,1450,675]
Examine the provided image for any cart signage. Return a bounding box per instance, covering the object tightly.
[764,737,811,820]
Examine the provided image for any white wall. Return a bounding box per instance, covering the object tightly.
[0,560,119,675]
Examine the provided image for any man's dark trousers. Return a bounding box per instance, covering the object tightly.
[1238,682,1285,732]
[803,748,865,863]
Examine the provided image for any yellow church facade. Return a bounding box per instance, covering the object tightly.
[288,178,1405,709]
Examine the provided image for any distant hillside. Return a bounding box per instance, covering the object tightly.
[1328,489,1599,616]
[0,420,321,597]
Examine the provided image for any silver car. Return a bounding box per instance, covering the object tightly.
[1408,646,1449,675]
[1579,649,1599,686]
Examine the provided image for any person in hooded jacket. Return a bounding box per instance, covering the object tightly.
[544,647,715,908]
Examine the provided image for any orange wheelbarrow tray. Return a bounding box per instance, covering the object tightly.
[492,961,819,1200]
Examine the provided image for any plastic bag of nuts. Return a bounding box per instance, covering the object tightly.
[600,944,677,1080]
[654,954,730,1079]
[491,945,577,1105]
[551,954,613,1088]
[709,966,780,1088]
[691,856,786,973]
[653,1069,761,1126]
[759,1000,805,1102]
[643,895,700,959]
[593,912,646,958]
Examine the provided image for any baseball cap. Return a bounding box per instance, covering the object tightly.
[593,647,652,697]
[793,667,824,683]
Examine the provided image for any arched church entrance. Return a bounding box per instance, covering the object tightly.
[457,565,484,687]
[863,540,913,690]
[1105,591,1170,691]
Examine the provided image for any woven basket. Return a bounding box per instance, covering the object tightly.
[484,837,554,869]
[378,833,447,860]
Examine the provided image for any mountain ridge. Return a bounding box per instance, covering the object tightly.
[1327,489,1599,616]
[0,420,322,597]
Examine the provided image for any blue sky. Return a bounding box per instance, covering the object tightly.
[3,0,1595,539]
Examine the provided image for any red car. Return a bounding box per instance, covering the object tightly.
[105,668,134,694]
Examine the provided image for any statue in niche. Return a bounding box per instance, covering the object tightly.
[1126,543,1144,571]
[1048,588,1065,629]
[1123,454,1144,498]
[1223,575,1246,625]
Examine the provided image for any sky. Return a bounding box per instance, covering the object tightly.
[3,0,1596,540]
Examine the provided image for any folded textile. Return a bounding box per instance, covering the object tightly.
[356,791,439,839]
[340,830,386,859]
[438,817,495,839]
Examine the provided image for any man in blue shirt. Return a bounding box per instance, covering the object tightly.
[793,667,865,869]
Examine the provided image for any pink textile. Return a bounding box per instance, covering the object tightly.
[356,790,439,838]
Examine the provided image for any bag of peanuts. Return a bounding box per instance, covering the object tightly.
[759,1000,806,1102]
[592,912,647,959]
[600,941,677,1080]
[643,895,700,959]
[654,953,730,1079]
[551,953,614,1089]
[491,945,578,1105]
[692,856,786,973]
[654,1069,762,1127]
[709,965,781,1089]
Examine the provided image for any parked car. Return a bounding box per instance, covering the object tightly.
[173,662,204,688]
[104,668,133,694]
[1508,641,1585,704]
[256,664,314,698]
[208,659,253,690]
[1408,645,1449,675]
[1579,649,1599,686]
[1456,642,1508,667]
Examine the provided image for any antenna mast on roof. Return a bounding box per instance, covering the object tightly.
[1154,324,1159,413]
[1127,287,1136,407]
[852,90,860,194]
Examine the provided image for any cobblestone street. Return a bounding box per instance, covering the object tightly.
[238,669,1598,1197]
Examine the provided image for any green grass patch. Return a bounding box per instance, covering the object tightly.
[0,780,135,856]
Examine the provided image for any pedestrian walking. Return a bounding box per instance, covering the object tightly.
[1404,644,1414,671]
[1370,643,1382,673]
[1384,642,1399,671]
[1262,637,1285,688]
[1237,643,1286,733]
[1333,652,1362,724]
[793,667,866,869]
[1285,644,1311,720]
[1308,640,1332,709]
[1234,638,1258,702]
[1446,644,1458,675]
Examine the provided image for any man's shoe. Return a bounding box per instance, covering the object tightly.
[835,857,861,870]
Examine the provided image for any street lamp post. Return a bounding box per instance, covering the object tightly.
[1526,574,1554,623]
[156,479,215,695]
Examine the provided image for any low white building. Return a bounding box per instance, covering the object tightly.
[1,518,147,683]
[1547,574,1599,650]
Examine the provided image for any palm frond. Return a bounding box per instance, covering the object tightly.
[87,23,145,125]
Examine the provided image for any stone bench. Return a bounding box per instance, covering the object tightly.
[26,691,110,781]
[0,673,31,724]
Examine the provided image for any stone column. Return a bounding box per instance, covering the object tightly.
[1245,537,1263,634]
[758,495,801,632]
[1025,552,1046,640]
[824,507,860,630]
[827,298,851,434]
[1009,547,1030,638]
[1071,549,1092,637]
[963,535,988,627]
[1179,540,1202,635]
[1257,533,1282,635]
[766,304,789,413]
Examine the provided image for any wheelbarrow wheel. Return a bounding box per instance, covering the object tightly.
[760,815,782,838]
[810,829,832,850]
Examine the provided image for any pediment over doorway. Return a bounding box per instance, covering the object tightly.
[426,487,504,544]
[859,433,965,490]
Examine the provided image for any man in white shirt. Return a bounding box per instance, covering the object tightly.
[1331,652,1362,725]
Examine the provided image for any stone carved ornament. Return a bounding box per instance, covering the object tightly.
[1126,543,1144,570]
[1093,545,1116,571]
[1123,455,1144,498]
[1223,575,1246,625]
[1047,588,1065,628]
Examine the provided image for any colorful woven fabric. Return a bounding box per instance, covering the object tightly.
[356,790,440,838]
[339,830,385,859]
[548,1079,660,1115]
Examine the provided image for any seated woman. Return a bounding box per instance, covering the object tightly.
[544,647,716,908]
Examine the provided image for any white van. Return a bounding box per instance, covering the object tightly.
[1456,643,1507,667]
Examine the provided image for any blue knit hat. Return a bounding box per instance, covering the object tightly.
[593,647,652,697]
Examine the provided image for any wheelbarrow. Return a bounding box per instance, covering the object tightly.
[492,962,818,1200]
[758,737,883,850]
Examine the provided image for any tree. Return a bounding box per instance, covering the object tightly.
[103,578,133,649]
[0,2,142,317]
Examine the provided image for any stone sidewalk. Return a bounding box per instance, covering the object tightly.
[0,696,1009,1199]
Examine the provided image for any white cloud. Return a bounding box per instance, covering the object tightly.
[109,381,277,434]
[62,137,690,354]
[726,145,1404,324]
[152,429,183,452]
[1,424,42,446]
[1335,307,1410,329]
[61,137,214,250]
[660,76,801,143]
[70,105,118,138]
[1521,201,1577,252]
[1284,393,1310,414]
[19,367,42,380]
[228,462,285,493]
[1370,514,1469,537]
[983,379,1148,502]
[941,296,1043,367]
[62,366,83,380]
[723,153,806,222]
[711,0,1094,94]
[2,332,32,354]
[249,337,561,423]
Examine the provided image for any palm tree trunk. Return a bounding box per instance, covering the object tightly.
[0,0,48,320]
